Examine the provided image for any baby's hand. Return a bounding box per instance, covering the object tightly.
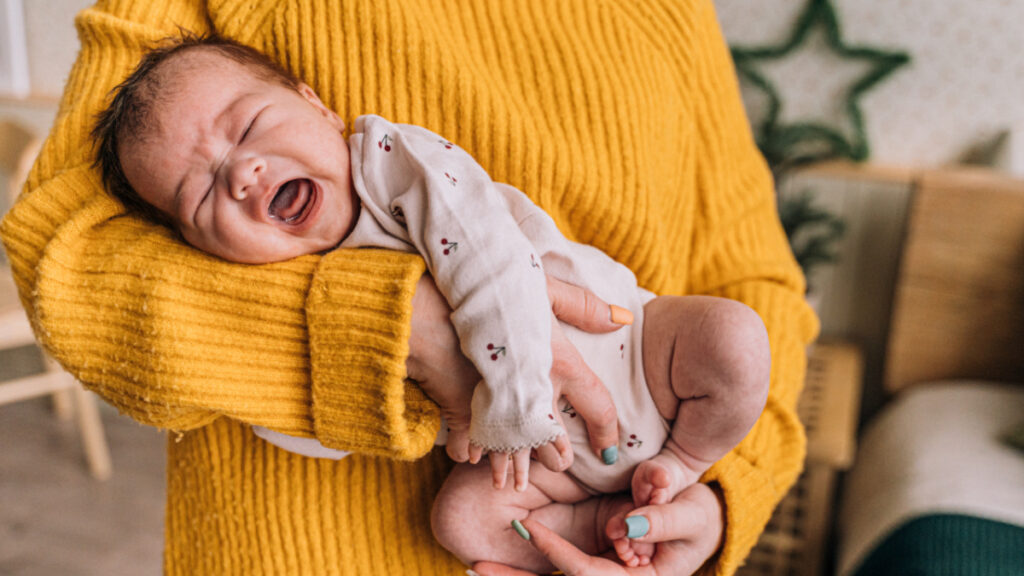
[478,434,572,492]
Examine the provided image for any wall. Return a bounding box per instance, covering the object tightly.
[714,0,1024,173]
[713,0,1024,417]
[0,0,89,145]
[10,0,1024,168]
[23,0,91,98]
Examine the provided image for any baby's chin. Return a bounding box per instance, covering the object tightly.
[205,238,318,265]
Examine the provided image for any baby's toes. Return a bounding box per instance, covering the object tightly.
[612,537,640,567]
[649,485,672,506]
[631,540,656,563]
[631,460,671,506]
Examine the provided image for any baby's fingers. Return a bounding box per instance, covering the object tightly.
[469,443,484,464]
[534,437,573,472]
[512,450,531,492]
[489,452,510,490]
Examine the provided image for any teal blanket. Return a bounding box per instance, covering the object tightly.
[853,514,1024,576]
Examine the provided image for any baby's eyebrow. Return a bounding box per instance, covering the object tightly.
[171,92,249,222]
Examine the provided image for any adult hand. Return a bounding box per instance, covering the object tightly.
[406,275,626,472]
[538,277,626,471]
[471,483,724,576]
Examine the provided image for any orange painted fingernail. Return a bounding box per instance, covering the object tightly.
[610,305,634,325]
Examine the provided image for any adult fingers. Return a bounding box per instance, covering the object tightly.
[551,319,619,460]
[606,483,723,550]
[516,518,611,576]
[445,427,470,463]
[547,276,631,334]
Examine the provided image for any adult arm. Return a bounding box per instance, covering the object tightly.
[0,0,438,459]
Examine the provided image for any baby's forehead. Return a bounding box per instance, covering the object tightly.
[158,48,265,88]
[134,51,270,136]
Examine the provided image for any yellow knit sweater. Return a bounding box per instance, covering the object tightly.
[1,0,818,574]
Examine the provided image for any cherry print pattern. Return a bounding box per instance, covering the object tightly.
[440,238,459,255]
[530,254,541,269]
[486,343,506,361]
[561,403,578,419]
[438,139,454,149]
[378,134,393,152]
[444,172,458,186]
[626,433,643,448]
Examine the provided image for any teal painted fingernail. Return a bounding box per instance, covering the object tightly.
[511,519,531,541]
[601,445,618,465]
[625,515,650,539]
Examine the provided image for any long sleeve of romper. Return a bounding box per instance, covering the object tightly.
[0,1,438,460]
[346,116,563,453]
[627,2,822,574]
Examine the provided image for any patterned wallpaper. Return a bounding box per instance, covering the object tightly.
[714,0,1024,172]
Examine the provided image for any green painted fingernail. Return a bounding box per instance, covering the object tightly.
[511,519,531,540]
[601,445,618,465]
[625,515,650,539]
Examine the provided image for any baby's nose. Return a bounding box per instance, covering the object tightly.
[229,157,266,201]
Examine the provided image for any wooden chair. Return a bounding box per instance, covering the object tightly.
[1,119,112,480]
[836,167,1024,576]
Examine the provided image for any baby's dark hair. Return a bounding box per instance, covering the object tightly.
[91,32,302,227]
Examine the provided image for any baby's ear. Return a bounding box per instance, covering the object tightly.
[298,83,345,131]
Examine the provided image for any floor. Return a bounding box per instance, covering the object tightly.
[0,345,165,576]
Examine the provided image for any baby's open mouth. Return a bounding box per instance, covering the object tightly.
[268,179,314,223]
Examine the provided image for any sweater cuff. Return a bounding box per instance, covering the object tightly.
[307,248,439,460]
[701,451,778,575]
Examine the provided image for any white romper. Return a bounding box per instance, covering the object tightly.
[256,115,668,493]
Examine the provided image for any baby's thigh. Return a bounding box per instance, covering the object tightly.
[641,294,770,420]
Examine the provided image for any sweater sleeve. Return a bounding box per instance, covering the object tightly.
[0,0,438,460]
[347,116,561,453]
[635,1,820,574]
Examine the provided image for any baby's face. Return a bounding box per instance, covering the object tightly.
[119,50,358,263]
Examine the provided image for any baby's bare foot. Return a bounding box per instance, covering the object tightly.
[615,447,701,566]
[631,451,690,508]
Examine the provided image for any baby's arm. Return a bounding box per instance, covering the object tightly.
[347,116,566,485]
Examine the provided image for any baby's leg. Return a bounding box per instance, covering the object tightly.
[614,295,769,566]
[635,294,770,502]
[431,462,631,573]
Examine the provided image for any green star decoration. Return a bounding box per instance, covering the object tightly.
[730,0,910,166]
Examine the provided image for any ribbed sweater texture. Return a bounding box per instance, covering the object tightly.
[0,0,819,574]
